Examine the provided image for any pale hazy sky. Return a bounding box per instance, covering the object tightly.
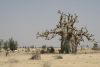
[0,0,100,47]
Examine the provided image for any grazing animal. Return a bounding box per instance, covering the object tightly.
[13,50,19,53]
[6,50,11,57]
[31,49,37,53]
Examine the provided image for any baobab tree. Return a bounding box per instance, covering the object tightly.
[36,10,97,53]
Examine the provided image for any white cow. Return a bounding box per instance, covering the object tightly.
[13,50,19,53]
[31,48,40,53]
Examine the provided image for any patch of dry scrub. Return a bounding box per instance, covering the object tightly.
[52,55,63,59]
[41,61,51,67]
[8,58,19,63]
[30,52,41,60]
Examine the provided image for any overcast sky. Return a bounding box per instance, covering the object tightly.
[0,0,100,47]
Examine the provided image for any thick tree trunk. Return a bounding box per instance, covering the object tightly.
[69,41,72,53]
[61,33,65,53]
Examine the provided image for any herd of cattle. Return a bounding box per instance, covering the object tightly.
[0,48,42,53]
[0,48,55,57]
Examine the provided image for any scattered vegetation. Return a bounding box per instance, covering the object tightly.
[42,61,51,67]
[8,59,19,63]
[8,37,18,51]
[30,52,41,60]
[0,39,3,51]
[30,45,34,49]
[92,43,99,50]
[40,49,49,54]
[86,45,88,47]
[22,46,25,48]
[53,55,63,59]
[47,46,55,53]
[3,41,9,51]
[42,45,46,49]
[27,46,30,51]
[25,46,27,49]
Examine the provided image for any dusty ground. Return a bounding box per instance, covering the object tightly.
[0,47,100,67]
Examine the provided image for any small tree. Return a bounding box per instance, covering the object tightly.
[27,46,30,51]
[42,45,46,49]
[3,41,9,51]
[87,45,89,49]
[48,46,55,53]
[30,45,34,49]
[8,37,18,51]
[0,39,3,51]
[92,43,98,50]
[22,46,25,48]
[25,46,27,49]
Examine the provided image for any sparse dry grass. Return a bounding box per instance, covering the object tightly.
[0,47,100,67]
[8,58,19,63]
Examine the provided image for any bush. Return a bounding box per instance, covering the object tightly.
[27,46,30,51]
[30,53,41,60]
[40,49,49,54]
[40,50,45,54]
[48,46,55,53]
[0,39,3,51]
[42,45,46,49]
[92,43,98,50]
[57,56,63,59]
[3,41,9,51]
[53,55,63,59]
[30,45,34,49]
[22,46,25,48]
[8,37,18,51]
[25,46,27,49]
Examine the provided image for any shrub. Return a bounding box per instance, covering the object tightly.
[8,37,18,51]
[25,46,27,49]
[48,46,55,53]
[40,50,45,54]
[30,45,34,49]
[0,39,3,51]
[30,53,41,60]
[92,43,98,50]
[40,49,49,54]
[3,41,9,51]
[53,55,63,59]
[22,46,25,48]
[57,56,63,59]
[42,61,51,67]
[27,46,30,51]
[42,45,46,49]
[8,59,19,63]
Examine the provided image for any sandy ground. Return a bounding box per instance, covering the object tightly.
[0,47,100,67]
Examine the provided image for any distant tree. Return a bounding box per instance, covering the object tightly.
[30,45,34,49]
[42,45,46,49]
[27,46,30,51]
[87,45,88,47]
[22,46,25,48]
[25,46,26,48]
[3,41,9,51]
[92,43,98,50]
[0,39,3,51]
[8,37,18,51]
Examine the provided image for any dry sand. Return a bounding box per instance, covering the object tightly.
[0,47,100,67]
